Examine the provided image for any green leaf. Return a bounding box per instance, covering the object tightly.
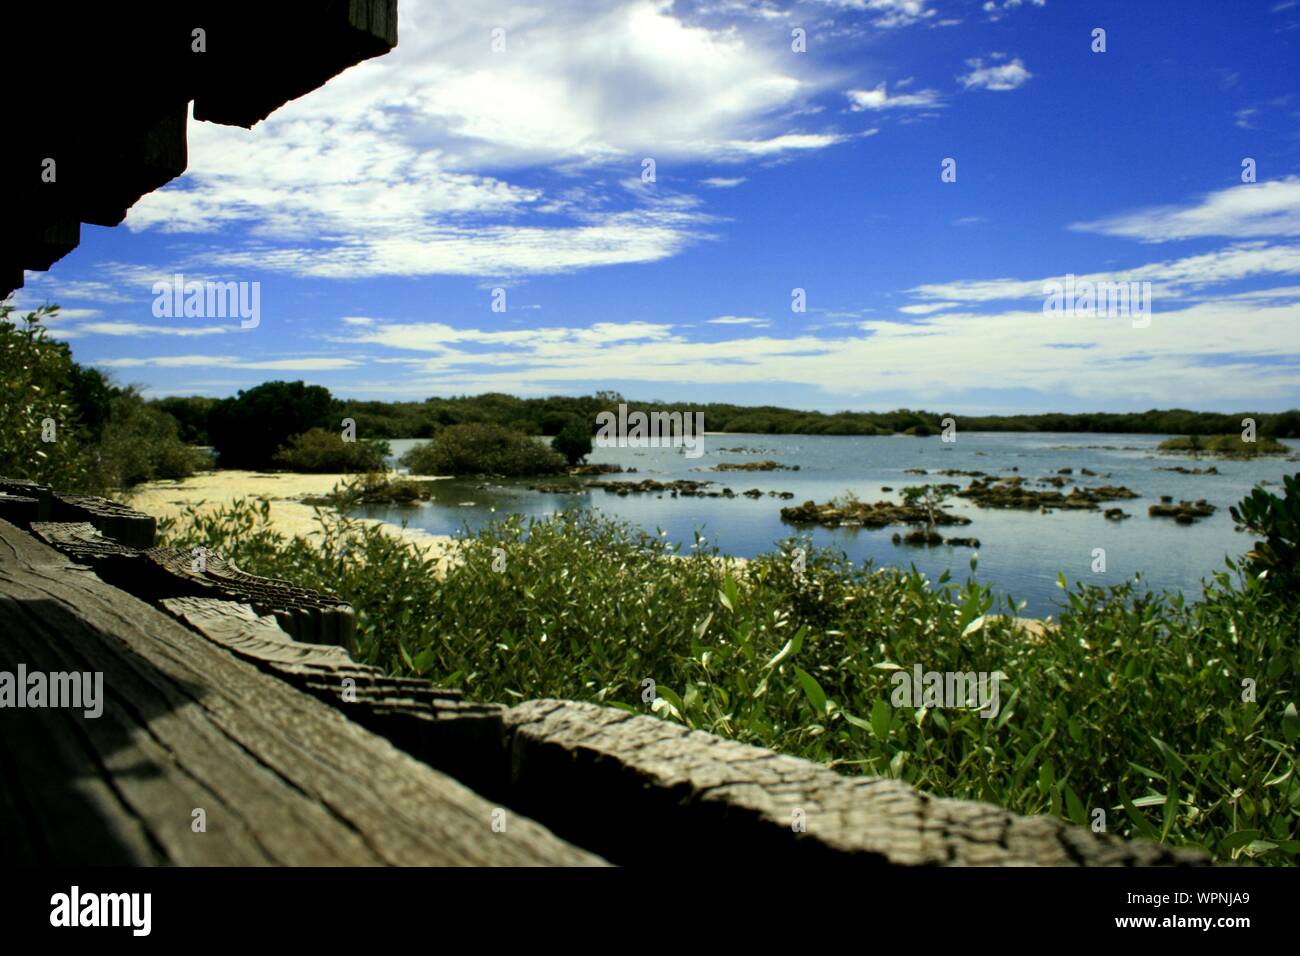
[1160,778,1180,843]
[793,667,828,716]
[1038,760,1056,794]
[1151,736,1189,780]
[842,711,872,733]
[1067,716,1083,743]
[1064,784,1086,827]
[994,687,1019,731]
[652,685,686,722]
[1217,829,1261,854]
[766,626,807,669]
[1282,702,1299,744]
[960,615,986,637]
[1117,780,1160,842]
[411,649,437,675]
[871,698,892,741]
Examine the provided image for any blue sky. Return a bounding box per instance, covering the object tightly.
[11,0,1300,413]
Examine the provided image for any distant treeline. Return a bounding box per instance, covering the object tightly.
[152,387,1300,447]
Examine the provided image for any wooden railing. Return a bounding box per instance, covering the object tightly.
[0,479,1208,866]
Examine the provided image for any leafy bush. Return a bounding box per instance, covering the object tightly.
[272,428,390,473]
[152,395,216,445]
[399,422,566,476]
[551,419,592,466]
[1230,474,1300,598]
[160,488,1299,865]
[303,473,431,507]
[1160,434,1289,457]
[0,305,210,491]
[93,389,213,486]
[207,380,336,469]
[0,304,99,490]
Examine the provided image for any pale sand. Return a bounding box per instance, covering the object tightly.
[124,470,461,570]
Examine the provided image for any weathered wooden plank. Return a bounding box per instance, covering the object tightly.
[0,478,52,521]
[30,521,355,647]
[0,494,39,529]
[49,491,156,548]
[502,699,1209,867]
[161,597,507,797]
[0,518,605,866]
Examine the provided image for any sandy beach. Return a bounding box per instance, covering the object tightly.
[124,470,460,565]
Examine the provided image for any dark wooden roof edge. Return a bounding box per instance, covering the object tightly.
[1,1,398,300]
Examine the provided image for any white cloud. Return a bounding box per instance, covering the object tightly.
[97,355,361,370]
[1071,177,1300,243]
[259,289,1300,406]
[898,302,959,314]
[122,0,851,281]
[207,206,714,278]
[707,315,771,326]
[909,243,1300,304]
[701,176,747,188]
[74,322,230,337]
[845,82,943,110]
[959,57,1032,91]
[982,0,1046,21]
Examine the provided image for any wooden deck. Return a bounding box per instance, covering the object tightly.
[0,482,1209,866]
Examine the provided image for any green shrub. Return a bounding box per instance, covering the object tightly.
[303,472,432,507]
[272,428,390,473]
[0,304,99,490]
[207,380,336,469]
[93,389,213,486]
[551,420,592,466]
[399,422,565,477]
[1231,474,1300,598]
[160,486,1300,865]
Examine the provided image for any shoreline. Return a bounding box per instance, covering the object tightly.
[124,469,459,560]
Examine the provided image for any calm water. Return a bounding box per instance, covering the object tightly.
[350,433,1299,618]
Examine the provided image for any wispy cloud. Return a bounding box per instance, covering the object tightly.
[845,82,943,110]
[97,355,361,370]
[959,57,1032,91]
[982,0,1046,22]
[707,315,771,326]
[813,0,937,29]
[1071,177,1300,242]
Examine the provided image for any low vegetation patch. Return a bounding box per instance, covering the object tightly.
[713,460,800,472]
[400,422,567,477]
[273,427,390,473]
[154,475,1300,865]
[1159,434,1289,458]
[302,472,432,507]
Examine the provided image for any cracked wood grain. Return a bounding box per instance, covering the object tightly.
[0,517,604,866]
[502,699,1209,867]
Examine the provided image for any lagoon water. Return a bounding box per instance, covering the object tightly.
[351,433,1299,619]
